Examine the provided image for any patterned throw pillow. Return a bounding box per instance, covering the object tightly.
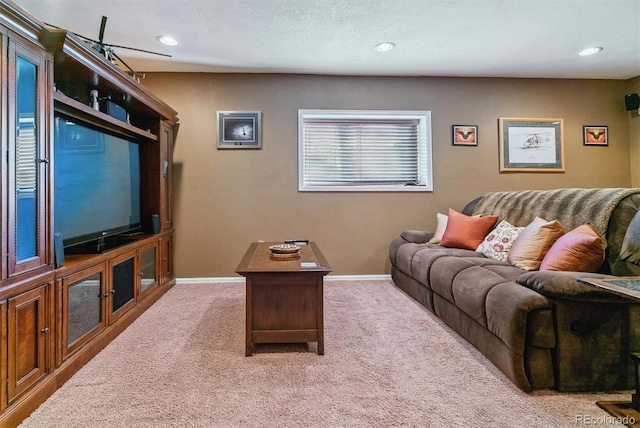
[476,220,524,261]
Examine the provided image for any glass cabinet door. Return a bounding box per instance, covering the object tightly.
[8,42,48,277]
[109,251,137,323]
[139,244,158,295]
[62,265,106,359]
[67,273,102,344]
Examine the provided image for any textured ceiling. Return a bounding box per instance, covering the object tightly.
[12,0,640,79]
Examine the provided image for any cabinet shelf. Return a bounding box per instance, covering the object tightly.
[53,91,158,142]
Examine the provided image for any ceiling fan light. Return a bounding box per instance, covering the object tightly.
[157,35,178,46]
[375,42,395,52]
[578,46,602,56]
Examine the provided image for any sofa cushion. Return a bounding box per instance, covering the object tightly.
[429,257,477,303]
[395,243,434,277]
[439,208,499,250]
[485,282,553,354]
[517,271,631,302]
[400,229,433,244]
[540,224,605,272]
[477,220,524,261]
[451,265,511,328]
[619,209,640,265]
[508,217,564,271]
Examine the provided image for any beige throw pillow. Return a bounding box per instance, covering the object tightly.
[507,217,564,271]
[428,213,448,244]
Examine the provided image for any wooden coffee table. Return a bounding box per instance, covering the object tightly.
[578,276,640,426]
[235,242,332,356]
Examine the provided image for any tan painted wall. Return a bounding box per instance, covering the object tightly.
[141,73,633,278]
[628,76,640,186]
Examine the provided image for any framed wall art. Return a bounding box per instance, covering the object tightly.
[452,125,478,146]
[217,111,262,149]
[583,125,608,146]
[498,117,564,172]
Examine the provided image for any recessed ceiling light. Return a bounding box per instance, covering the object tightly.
[375,42,395,52]
[578,47,603,56]
[157,35,178,46]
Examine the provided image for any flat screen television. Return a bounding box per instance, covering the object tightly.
[54,116,141,252]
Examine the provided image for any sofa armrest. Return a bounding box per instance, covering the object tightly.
[400,229,434,244]
[517,271,631,303]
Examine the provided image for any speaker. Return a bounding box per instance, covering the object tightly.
[625,93,640,111]
[54,232,65,268]
[99,100,128,122]
[144,214,161,234]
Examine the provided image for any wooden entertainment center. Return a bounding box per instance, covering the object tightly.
[0,2,178,425]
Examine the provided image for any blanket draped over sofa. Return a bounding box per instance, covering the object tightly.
[472,188,639,239]
[389,188,640,392]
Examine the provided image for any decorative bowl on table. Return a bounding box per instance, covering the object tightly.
[269,243,301,259]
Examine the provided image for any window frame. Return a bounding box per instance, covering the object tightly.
[297,109,433,192]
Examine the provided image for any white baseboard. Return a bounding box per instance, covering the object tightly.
[176,274,391,285]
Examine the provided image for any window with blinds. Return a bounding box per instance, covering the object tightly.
[298,110,432,192]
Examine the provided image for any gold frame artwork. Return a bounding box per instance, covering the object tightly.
[498,117,564,172]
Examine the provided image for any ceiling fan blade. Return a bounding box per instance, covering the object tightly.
[111,52,135,74]
[98,16,107,44]
[46,19,171,59]
[103,43,172,58]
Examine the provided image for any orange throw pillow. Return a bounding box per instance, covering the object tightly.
[540,224,605,272]
[439,208,499,250]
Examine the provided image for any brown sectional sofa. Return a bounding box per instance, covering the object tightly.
[389,188,640,392]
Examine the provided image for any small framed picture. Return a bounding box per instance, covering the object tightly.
[452,125,478,146]
[583,126,608,146]
[217,111,262,149]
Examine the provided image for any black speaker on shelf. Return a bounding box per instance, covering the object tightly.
[54,232,65,268]
[625,93,640,111]
[99,100,128,122]
[144,214,160,234]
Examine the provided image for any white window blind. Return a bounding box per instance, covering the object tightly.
[16,115,37,196]
[298,110,432,192]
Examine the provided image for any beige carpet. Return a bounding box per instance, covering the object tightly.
[19,280,631,427]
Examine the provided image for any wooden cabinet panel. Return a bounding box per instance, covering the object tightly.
[0,300,6,412]
[160,233,173,285]
[7,285,50,403]
[160,121,174,229]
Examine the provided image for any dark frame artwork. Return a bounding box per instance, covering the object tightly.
[217,111,262,149]
[452,125,478,146]
[583,125,608,146]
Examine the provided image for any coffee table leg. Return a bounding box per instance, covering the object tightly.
[246,279,252,356]
[632,353,640,408]
[317,279,324,355]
